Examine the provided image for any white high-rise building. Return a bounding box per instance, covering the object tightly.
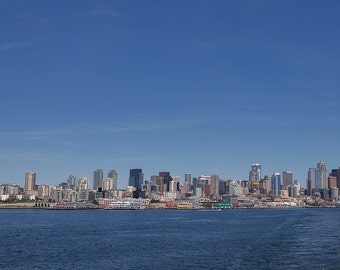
[249,164,261,183]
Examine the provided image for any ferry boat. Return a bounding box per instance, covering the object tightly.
[105,200,145,210]
[51,201,99,210]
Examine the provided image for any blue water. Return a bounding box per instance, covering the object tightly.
[0,208,340,270]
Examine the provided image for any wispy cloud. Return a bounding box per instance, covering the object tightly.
[0,42,30,51]
[80,8,129,19]
[0,149,50,161]
[92,8,120,17]
[0,118,212,143]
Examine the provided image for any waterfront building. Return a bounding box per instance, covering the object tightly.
[229,181,243,196]
[271,173,281,196]
[50,186,64,202]
[0,183,20,196]
[282,171,293,190]
[24,171,36,197]
[37,185,50,200]
[93,169,103,191]
[64,189,78,202]
[79,189,89,201]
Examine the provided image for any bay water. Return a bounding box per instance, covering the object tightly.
[0,208,339,269]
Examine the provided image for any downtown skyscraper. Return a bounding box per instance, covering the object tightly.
[282,171,293,190]
[93,169,103,191]
[307,161,328,195]
[24,171,36,196]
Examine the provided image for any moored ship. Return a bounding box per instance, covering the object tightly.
[105,200,145,210]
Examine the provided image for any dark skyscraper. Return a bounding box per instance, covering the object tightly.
[93,169,103,190]
[129,169,144,198]
[159,172,173,192]
[129,169,143,190]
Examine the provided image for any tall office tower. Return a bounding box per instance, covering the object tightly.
[108,170,118,190]
[317,161,328,188]
[129,169,144,190]
[331,168,340,188]
[170,176,180,192]
[210,174,220,196]
[67,175,77,187]
[282,171,293,190]
[307,161,328,195]
[159,172,173,192]
[271,173,281,196]
[185,173,191,185]
[184,173,192,194]
[249,163,261,183]
[24,171,36,196]
[93,169,104,190]
[196,175,210,196]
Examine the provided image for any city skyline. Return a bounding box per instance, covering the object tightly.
[1,1,340,187]
[2,160,340,191]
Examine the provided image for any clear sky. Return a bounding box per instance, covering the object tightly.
[1,0,339,188]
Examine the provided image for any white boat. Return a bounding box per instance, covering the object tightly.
[105,200,145,210]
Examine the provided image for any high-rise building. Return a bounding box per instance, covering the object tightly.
[108,170,118,191]
[158,172,173,192]
[331,168,340,188]
[271,173,281,196]
[249,164,261,185]
[78,177,89,191]
[282,171,293,190]
[184,173,192,194]
[195,175,210,197]
[129,169,144,190]
[210,174,220,196]
[307,161,328,195]
[67,175,77,187]
[24,171,36,196]
[93,169,103,190]
[328,176,337,188]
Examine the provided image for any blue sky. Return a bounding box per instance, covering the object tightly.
[1,0,339,188]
